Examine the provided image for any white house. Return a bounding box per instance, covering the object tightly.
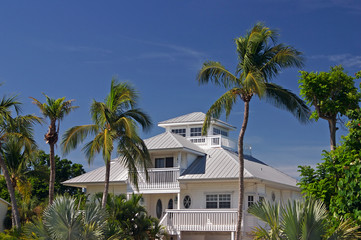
[63,112,300,240]
[0,198,9,232]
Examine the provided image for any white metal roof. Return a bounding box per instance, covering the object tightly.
[158,112,236,130]
[144,131,205,154]
[0,198,10,205]
[62,161,128,187]
[179,148,298,188]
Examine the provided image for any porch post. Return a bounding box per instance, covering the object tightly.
[177,192,180,209]
[231,231,235,240]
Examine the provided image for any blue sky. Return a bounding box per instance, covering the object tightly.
[0,1,360,178]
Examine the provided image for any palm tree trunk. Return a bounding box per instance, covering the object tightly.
[328,118,337,151]
[0,155,21,229]
[102,160,111,208]
[236,100,250,240]
[49,143,56,204]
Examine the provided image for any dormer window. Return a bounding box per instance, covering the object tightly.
[213,127,228,137]
[171,128,186,137]
[190,127,202,136]
[155,157,174,168]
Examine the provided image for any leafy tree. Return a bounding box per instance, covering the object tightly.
[248,199,361,239]
[0,96,41,229]
[299,109,361,227]
[299,66,360,150]
[197,22,309,240]
[31,95,78,204]
[62,80,152,208]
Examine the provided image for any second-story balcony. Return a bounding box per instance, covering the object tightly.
[136,168,180,192]
[187,135,236,150]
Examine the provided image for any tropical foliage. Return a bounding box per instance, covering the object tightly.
[62,79,152,208]
[197,22,309,239]
[299,65,361,150]
[248,199,361,239]
[31,95,78,204]
[0,95,41,229]
[299,109,361,228]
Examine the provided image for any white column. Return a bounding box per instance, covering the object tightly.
[177,192,180,209]
[231,232,235,240]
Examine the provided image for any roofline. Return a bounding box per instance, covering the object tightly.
[158,120,236,130]
[62,181,127,187]
[0,198,10,205]
[178,177,299,189]
[148,147,205,155]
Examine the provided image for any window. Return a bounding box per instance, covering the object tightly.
[168,199,173,209]
[259,196,264,202]
[155,157,174,168]
[156,199,162,219]
[171,128,186,137]
[213,127,228,137]
[248,195,254,207]
[183,195,191,208]
[190,127,202,136]
[206,194,231,209]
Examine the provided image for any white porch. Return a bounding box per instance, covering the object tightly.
[136,168,180,192]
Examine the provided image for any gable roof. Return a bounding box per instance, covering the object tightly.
[179,148,298,188]
[62,161,128,187]
[158,112,236,130]
[144,131,205,154]
[0,198,10,205]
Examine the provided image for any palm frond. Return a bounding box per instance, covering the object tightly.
[202,88,240,135]
[197,61,239,88]
[264,83,311,123]
[61,124,99,155]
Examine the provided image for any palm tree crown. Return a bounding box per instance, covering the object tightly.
[197,22,309,240]
[62,79,152,207]
[31,94,77,205]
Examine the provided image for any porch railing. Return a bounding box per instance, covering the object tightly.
[137,168,180,190]
[159,209,238,232]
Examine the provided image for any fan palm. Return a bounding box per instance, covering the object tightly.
[24,195,108,240]
[30,95,78,204]
[197,22,309,240]
[248,199,361,239]
[62,80,152,208]
[0,96,41,229]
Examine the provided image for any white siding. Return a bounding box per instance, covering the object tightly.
[0,200,8,232]
[86,184,127,196]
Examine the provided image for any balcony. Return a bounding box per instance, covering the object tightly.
[159,209,238,234]
[187,135,236,150]
[136,168,180,192]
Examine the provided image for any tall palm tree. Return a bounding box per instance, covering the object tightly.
[62,80,152,208]
[0,96,41,229]
[30,95,78,204]
[197,23,309,240]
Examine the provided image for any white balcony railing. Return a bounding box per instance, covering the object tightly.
[187,135,236,150]
[159,209,238,233]
[137,168,180,190]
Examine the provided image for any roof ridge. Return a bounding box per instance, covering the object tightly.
[221,148,253,177]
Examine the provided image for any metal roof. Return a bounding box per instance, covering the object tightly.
[158,112,236,129]
[62,161,128,186]
[0,198,10,205]
[144,131,205,154]
[179,148,298,188]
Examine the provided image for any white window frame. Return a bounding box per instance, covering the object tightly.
[171,128,186,137]
[205,193,232,209]
[190,127,202,136]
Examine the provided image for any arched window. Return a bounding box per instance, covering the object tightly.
[168,198,173,209]
[156,199,162,219]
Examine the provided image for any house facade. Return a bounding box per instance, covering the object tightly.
[63,112,300,240]
[0,198,9,232]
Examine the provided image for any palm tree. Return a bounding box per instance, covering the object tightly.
[30,95,78,204]
[62,80,152,208]
[197,23,309,240]
[24,195,108,240]
[0,96,41,229]
[248,199,361,239]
